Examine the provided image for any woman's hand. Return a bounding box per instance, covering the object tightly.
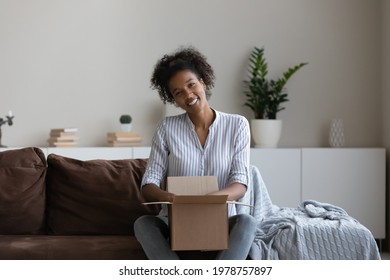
[142,184,175,202]
[207,183,246,201]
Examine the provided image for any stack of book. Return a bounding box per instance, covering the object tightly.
[107,131,142,147]
[47,128,79,148]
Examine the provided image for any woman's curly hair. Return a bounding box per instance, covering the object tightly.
[150,46,215,104]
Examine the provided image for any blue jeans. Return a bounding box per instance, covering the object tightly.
[134,214,256,260]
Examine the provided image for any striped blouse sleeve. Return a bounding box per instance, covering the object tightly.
[227,116,250,187]
[141,119,168,189]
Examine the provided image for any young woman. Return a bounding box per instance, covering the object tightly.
[134,47,256,260]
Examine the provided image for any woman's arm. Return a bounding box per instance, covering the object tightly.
[141,119,171,202]
[142,183,175,203]
[209,116,250,201]
[207,183,246,201]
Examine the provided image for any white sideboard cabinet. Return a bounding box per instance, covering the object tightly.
[1,146,385,239]
[301,148,386,239]
[250,148,301,208]
[250,147,385,239]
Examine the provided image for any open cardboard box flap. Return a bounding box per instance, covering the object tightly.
[172,194,228,204]
[167,176,218,195]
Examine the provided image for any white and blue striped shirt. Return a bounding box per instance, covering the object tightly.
[141,109,250,217]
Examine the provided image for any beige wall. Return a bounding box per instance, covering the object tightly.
[382,0,390,251]
[0,0,382,148]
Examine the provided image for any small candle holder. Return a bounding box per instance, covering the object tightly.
[0,112,14,148]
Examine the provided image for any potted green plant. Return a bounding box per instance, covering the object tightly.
[243,47,307,147]
[119,114,132,132]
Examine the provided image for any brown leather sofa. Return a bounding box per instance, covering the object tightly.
[0,147,161,260]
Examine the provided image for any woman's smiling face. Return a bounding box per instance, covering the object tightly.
[168,70,208,113]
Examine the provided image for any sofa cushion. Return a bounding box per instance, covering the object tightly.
[0,147,46,234]
[0,235,147,260]
[46,154,160,235]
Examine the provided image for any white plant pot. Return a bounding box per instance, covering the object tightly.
[251,119,282,148]
[120,123,132,132]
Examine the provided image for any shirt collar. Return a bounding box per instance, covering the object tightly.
[184,108,219,130]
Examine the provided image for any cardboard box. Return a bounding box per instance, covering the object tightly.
[167,176,229,251]
[168,195,228,251]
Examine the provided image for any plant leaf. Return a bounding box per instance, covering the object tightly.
[243,47,307,119]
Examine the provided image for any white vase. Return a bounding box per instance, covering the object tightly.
[329,119,345,147]
[251,119,282,148]
[120,123,132,132]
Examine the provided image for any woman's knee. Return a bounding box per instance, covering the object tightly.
[134,215,149,237]
[230,214,257,231]
[133,215,168,237]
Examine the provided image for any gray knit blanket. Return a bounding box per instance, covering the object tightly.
[236,165,380,260]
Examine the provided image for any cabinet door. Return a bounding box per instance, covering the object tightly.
[250,148,301,208]
[302,148,386,239]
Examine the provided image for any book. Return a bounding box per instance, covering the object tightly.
[107,141,142,147]
[107,138,142,144]
[50,131,78,137]
[48,136,79,143]
[47,139,78,145]
[48,142,78,148]
[107,131,139,138]
[106,131,142,146]
[50,128,78,133]
[107,135,142,146]
[107,136,142,142]
[48,128,79,147]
